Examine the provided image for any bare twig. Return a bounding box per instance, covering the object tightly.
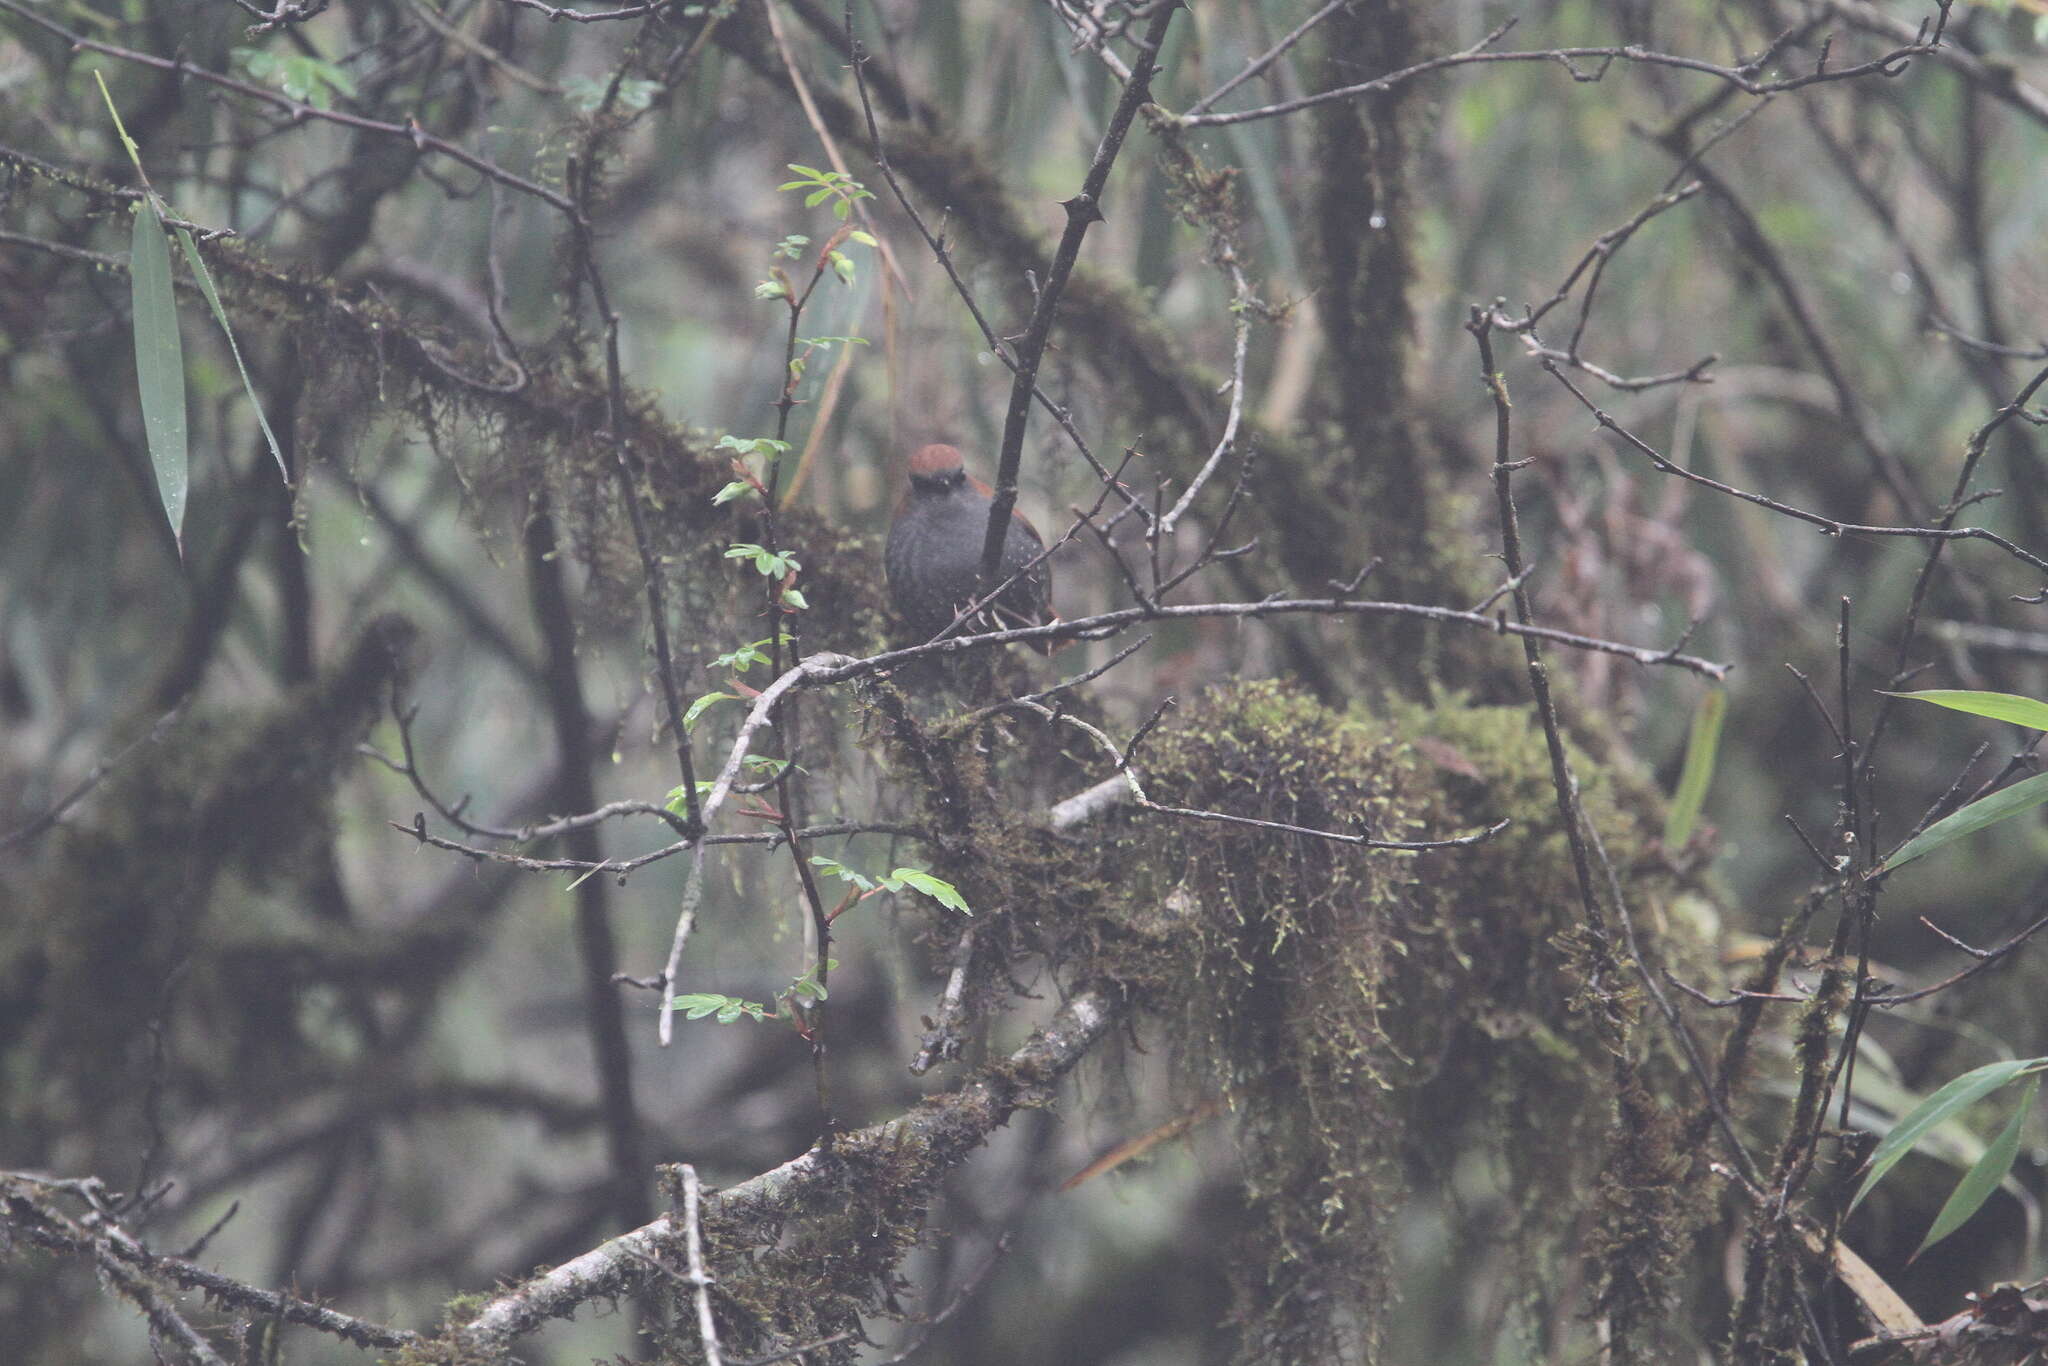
[658,843,711,1047]
[1467,309,1607,939]
[0,1,578,213]
[978,3,1181,593]
[678,1164,724,1366]
[845,4,1145,509]
[1184,0,1356,117]
[0,1174,416,1352]
[1540,362,2048,583]
[0,704,184,850]
[1172,10,1949,128]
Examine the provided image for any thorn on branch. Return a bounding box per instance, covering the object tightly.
[1059,193,1105,226]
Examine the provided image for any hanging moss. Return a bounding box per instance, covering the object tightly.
[5,617,416,1147]
[1051,681,1727,1363]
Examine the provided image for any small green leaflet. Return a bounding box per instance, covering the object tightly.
[670,993,767,1024]
[888,868,970,915]
[683,691,736,731]
[807,858,971,914]
[234,49,358,108]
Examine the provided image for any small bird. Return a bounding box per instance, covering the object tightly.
[885,443,1057,652]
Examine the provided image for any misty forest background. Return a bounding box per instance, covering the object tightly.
[5,1,2048,1363]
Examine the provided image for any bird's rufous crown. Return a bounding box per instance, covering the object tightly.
[907,443,966,479]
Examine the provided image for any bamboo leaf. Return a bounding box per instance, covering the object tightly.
[1664,688,1725,848]
[1881,770,2048,871]
[175,228,286,483]
[93,70,143,173]
[1911,1077,2036,1262]
[1849,1058,2046,1213]
[130,202,188,553]
[1880,689,2048,733]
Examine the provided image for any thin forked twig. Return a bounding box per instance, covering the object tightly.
[1172,9,1950,128]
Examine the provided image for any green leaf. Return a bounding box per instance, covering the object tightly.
[93,71,144,172]
[712,639,769,672]
[1664,688,1725,848]
[297,56,346,103]
[175,229,286,483]
[724,544,798,577]
[786,959,836,1004]
[95,72,191,551]
[713,480,754,506]
[235,49,355,108]
[1881,689,2048,733]
[1849,1058,2048,1212]
[683,691,736,731]
[130,203,188,553]
[1881,770,2048,871]
[809,855,873,892]
[562,76,610,113]
[888,868,971,915]
[780,587,808,611]
[715,435,791,457]
[1913,1077,2036,1262]
[561,72,657,115]
[671,992,765,1023]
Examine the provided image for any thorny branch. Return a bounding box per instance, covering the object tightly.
[977,2,1180,595]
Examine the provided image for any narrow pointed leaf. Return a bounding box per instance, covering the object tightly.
[1911,1077,2036,1262]
[175,228,286,482]
[1664,687,1725,848]
[1880,689,2048,733]
[130,203,188,551]
[1849,1058,2046,1213]
[1881,770,2048,871]
[93,70,144,172]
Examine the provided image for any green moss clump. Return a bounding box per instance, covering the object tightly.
[855,673,1723,1362]
[1077,681,1722,1363]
